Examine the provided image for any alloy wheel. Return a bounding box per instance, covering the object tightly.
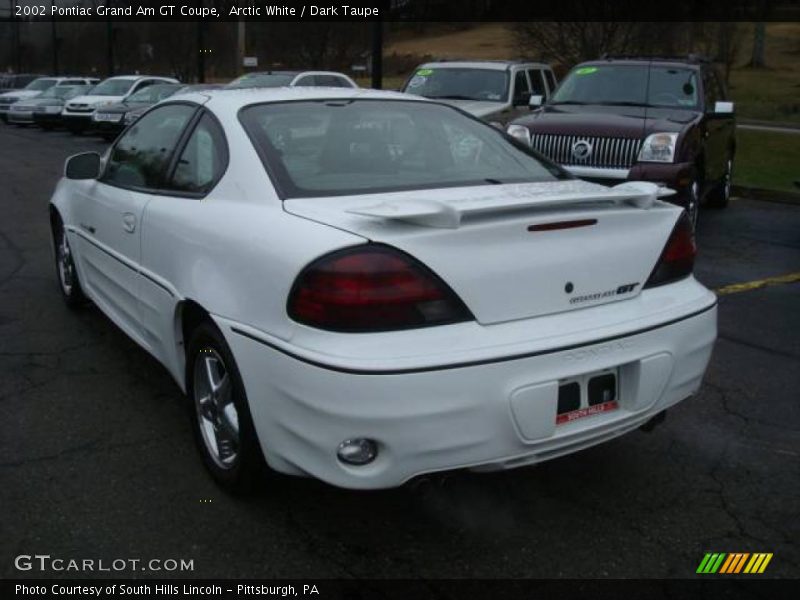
[57,229,75,296]
[193,348,240,469]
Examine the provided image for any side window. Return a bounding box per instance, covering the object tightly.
[316,75,349,88]
[294,76,314,86]
[169,113,228,195]
[133,80,155,94]
[544,70,557,95]
[528,69,547,97]
[513,71,530,105]
[103,104,196,190]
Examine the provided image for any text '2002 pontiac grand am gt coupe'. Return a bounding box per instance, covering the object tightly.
[49,87,717,493]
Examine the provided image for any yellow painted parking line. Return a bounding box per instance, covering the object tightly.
[715,272,800,296]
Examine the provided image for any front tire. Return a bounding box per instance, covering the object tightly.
[54,219,87,308]
[186,322,265,494]
[706,158,732,209]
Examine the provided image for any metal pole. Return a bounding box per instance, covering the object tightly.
[371,20,382,89]
[197,21,205,83]
[237,20,245,75]
[12,0,22,73]
[106,20,114,76]
[51,1,59,75]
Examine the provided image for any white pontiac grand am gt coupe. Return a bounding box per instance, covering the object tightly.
[49,87,717,492]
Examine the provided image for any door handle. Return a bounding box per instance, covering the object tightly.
[122,213,136,233]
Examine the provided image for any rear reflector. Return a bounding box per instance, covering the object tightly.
[644,211,696,288]
[288,244,473,332]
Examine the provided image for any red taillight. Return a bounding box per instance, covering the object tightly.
[288,245,473,332]
[644,212,696,288]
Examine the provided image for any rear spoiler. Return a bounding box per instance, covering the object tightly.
[346,182,674,229]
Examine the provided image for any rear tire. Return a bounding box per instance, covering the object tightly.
[706,158,732,209]
[186,321,265,495]
[53,217,88,308]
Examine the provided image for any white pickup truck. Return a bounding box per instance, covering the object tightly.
[401,60,558,124]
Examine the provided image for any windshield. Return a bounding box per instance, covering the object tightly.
[38,85,82,99]
[24,78,58,92]
[227,73,296,89]
[240,99,564,198]
[402,68,509,103]
[126,85,179,103]
[91,79,136,96]
[550,65,699,109]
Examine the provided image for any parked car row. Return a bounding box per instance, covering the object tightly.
[7,57,733,227]
[400,55,735,227]
[0,69,359,141]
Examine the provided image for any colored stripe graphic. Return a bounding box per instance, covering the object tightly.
[699,553,773,574]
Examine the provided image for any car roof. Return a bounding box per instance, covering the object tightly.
[417,60,550,71]
[103,75,173,81]
[175,86,423,111]
[580,59,703,70]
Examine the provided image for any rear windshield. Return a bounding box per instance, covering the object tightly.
[127,84,180,103]
[227,73,296,89]
[24,78,58,91]
[240,99,565,198]
[402,68,509,103]
[91,79,136,96]
[551,65,699,109]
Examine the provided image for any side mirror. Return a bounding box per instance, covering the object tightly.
[529,95,544,109]
[65,152,101,180]
[714,101,734,115]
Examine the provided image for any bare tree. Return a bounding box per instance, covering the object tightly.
[513,22,683,68]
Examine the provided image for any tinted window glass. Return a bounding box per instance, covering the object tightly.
[402,68,510,102]
[25,78,58,91]
[528,69,546,96]
[227,73,296,89]
[104,104,195,189]
[545,70,557,94]
[170,114,227,194]
[316,75,351,88]
[92,78,136,96]
[552,65,699,108]
[514,71,530,98]
[240,100,564,198]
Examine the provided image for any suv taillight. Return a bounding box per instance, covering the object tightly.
[288,245,474,332]
[644,212,696,288]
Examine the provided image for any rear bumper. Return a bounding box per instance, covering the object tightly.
[218,281,717,489]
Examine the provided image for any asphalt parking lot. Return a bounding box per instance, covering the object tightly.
[1,123,798,581]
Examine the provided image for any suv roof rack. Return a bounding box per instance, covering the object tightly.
[598,53,711,64]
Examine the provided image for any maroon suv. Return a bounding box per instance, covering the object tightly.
[506,56,735,227]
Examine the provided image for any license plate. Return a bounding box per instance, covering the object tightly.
[95,113,121,122]
[556,369,618,425]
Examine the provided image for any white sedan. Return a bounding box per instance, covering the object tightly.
[49,87,717,492]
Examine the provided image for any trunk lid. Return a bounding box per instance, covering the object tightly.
[285,180,680,325]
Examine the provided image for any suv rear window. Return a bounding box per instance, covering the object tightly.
[551,65,699,109]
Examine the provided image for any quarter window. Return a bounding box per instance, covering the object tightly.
[170,114,227,194]
[103,104,195,190]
